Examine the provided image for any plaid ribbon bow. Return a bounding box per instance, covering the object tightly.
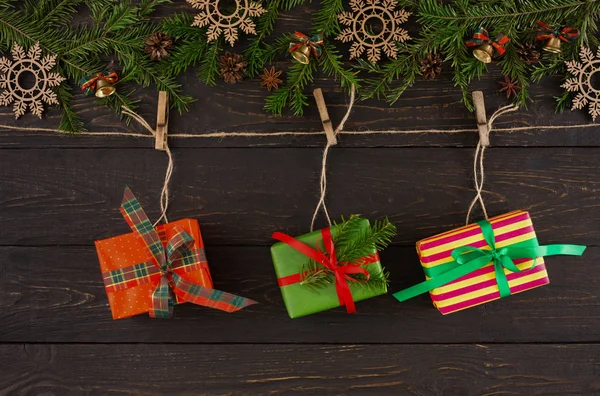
[466,27,510,57]
[79,69,118,96]
[537,20,580,43]
[289,32,324,57]
[104,187,257,318]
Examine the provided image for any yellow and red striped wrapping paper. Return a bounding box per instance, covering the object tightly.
[417,210,549,315]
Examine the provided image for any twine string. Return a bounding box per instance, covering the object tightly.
[309,85,355,231]
[121,106,172,226]
[3,90,591,228]
[465,103,519,225]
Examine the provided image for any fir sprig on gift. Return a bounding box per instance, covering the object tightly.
[299,215,396,291]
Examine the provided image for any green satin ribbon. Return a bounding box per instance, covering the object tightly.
[393,219,586,302]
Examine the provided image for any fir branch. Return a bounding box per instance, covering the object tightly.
[299,215,395,292]
[334,216,397,264]
[138,0,172,17]
[34,0,85,28]
[264,61,315,115]
[299,259,332,291]
[244,0,281,77]
[57,83,85,133]
[198,40,221,86]
[312,0,343,37]
[160,13,200,40]
[319,41,361,91]
[348,268,390,292]
[99,88,139,120]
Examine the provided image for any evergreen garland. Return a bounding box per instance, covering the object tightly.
[0,0,192,132]
[361,0,600,110]
[2,0,600,127]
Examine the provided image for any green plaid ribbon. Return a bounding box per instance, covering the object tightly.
[116,186,257,318]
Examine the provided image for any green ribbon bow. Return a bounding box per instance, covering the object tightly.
[393,219,586,302]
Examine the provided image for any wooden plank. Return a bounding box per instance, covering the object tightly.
[1,343,599,395]
[0,147,597,246]
[0,246,596,343]
[1,76,598,148]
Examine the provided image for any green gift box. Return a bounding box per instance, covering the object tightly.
[271,218,389,319]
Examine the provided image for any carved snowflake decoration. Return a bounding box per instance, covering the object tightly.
[561,46,600,121]
[0,42,64,119]
[187,0,266,46]
[336,0,411,64]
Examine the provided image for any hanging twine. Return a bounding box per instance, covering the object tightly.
[309,85,355,231]
[465,94,519,225]
[4,85,597,229]
[120,106,173,226]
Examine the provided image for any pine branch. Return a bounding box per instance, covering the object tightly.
[57,83,85,133]
[264,61,315,115]
[319,41,361,91]
[0,1,189,131]
[360,0,600,110]
[334,216,397,264]
[299,259,332,291]
[299,215,395,292]
[312,0,343,37]
[198,40,221,86]
[244,0,281,77]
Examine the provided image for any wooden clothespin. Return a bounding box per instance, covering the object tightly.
[313,88,337,146]
[155,91,169,151]
[472,91,489,147]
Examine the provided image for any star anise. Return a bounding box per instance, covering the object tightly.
[498,75,521,99]
[260,66,283,91]
[144,32,173,61]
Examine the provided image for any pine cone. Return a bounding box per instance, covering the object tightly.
[145,32,173,61]
[419,53,443,80]
[517,43,541,64]
[219,52,247,84]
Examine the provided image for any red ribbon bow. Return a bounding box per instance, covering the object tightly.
[536,20,580,43]
[288,31,324,57]
[466,28,510,56]
[272,228,376,314]
[80,70,119,95]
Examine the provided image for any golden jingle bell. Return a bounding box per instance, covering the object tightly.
[290,44,311,65]
[542,36,562,54]
[95,78,116,98]
[472,42,494,63]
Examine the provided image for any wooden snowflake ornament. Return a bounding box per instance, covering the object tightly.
[336,0,411,64]
[0,42,64,119]
[562,46,600,120]
[187,0,266,46]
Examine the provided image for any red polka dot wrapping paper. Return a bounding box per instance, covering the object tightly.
[94,218,214,320]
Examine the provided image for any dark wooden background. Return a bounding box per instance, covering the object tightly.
[2,2,600,395]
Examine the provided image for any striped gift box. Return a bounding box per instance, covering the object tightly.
[417,210,549,315]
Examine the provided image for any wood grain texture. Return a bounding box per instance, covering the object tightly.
[2,2,600,392]
[1,343,599,395]
[1,71,600,149]
[0,246,596,343]
[0,147,597,246]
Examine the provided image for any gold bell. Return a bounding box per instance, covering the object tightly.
[472,42,494,63]
[291,44,311,65]
[95,78,116,98]
[542,36,562,53]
